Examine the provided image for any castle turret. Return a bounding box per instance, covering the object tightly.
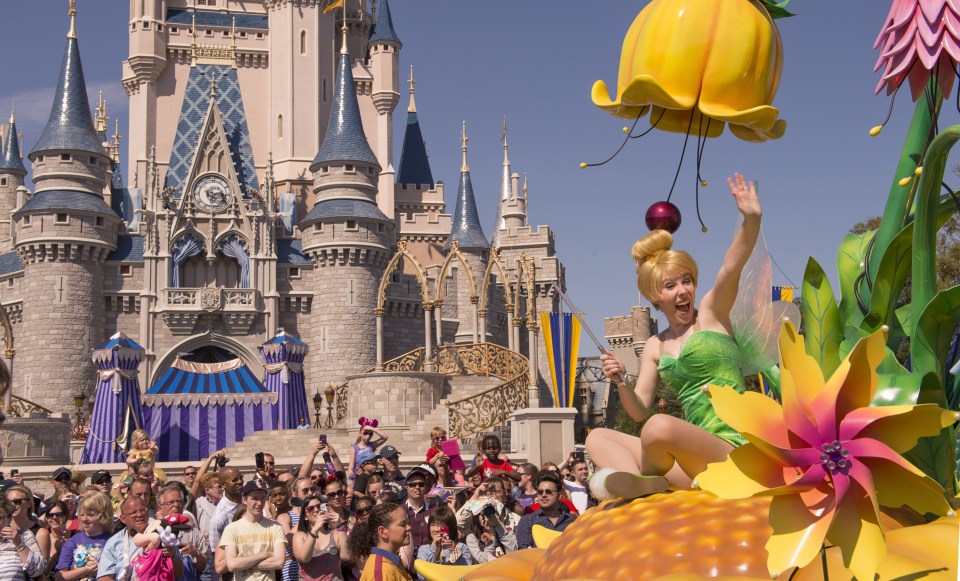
[444,122,489,344]
[122,0,166,183]
[14,4,121,413]
[0,111,27,252]
[396,66,434,189]
[298,22,393,385]
[368,0,401,220]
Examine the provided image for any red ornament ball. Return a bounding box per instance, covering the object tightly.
[645,201,681,233]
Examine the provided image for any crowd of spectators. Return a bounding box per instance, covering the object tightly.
[0,426,595,580]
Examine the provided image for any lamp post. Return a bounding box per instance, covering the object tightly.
[312,391,323,429]
[323,384,335,428]
[72,389,86,440]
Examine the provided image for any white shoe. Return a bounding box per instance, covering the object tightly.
[590,467,668,501]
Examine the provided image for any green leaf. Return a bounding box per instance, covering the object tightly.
[891,303,911,343]
[862,222,913,335]
[912,285,960,389]
[904,425,958,502]
[836,230,874,328]
[870,371,943,407]
[800,258,842,376]
[760,0,795,18]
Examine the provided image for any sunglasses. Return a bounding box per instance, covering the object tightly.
[46,512,65,519]
[356,506,372,514]
[406,481,427,489]
[362,431,373,436]
[536,488,558,496]
[184,472,197,477]
[329,490,347,496]
[305,504,323,514]
[9,499,28,506]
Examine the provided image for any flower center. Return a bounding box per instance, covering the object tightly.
[820,440,851,474]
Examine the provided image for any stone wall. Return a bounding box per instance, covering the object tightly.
[347,371,445,428]
[0,414,72,466]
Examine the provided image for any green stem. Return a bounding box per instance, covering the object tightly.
[867,93,941,301]
[820,544,830,581]
[909,125,960,370]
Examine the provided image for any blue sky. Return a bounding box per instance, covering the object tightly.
[1,1,954,350]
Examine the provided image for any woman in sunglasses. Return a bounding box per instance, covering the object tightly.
[293,495,350,581]
[321,479,350,527]
[0,496,45,580]
[41,500,70,579]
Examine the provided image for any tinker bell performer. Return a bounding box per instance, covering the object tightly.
[586,172,797,501]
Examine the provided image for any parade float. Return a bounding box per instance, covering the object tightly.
[417,0,960,579]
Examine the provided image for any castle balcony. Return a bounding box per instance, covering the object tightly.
[160,287,261,335]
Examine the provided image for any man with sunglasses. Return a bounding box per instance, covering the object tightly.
[155,485,209,579]
[515,473,577,549]
[399,464,436,571]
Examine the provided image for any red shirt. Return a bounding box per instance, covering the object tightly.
[478,457,513,480]
[425,447,440,463]
[528,499,579,515]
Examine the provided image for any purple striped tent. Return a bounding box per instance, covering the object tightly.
[82,333,146,464]
[259,331,310,429]
[141,354,278,461]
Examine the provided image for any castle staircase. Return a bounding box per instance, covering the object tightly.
[223,343,526,465]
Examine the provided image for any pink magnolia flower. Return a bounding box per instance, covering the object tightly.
[696,322,957,580]
[874,0,960,100]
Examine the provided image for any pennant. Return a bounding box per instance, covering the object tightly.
[324,0,344,13]
[540,312,581,408]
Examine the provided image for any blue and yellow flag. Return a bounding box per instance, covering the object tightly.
[324,0,344,13]
[772,285,796,302]
[540,312,581,408]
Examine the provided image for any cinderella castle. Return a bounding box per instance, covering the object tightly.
[0,1,574,466]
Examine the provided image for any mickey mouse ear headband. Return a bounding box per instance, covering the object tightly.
[358,417,379,429]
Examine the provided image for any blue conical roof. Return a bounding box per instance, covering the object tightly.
[444,170,489,251]
[31,37,106,158]
[396,111,433,187]
[0,120,26,175]
[369,0,401,46]
[311,53,379,170]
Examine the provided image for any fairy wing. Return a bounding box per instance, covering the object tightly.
[730,217,800,376]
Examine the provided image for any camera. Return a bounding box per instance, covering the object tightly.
[482,504,497,518]
[571,451,585,463]
[215,455,230,469]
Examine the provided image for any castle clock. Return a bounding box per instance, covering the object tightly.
[192,175,232,213]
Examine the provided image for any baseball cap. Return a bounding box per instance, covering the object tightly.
[91,470,112,485]
[406,463,437,483]
[356,450,380,466]
[379,445,400,460]
[0,479,16,493]
[51,467,72,482]
[241,481,267,497]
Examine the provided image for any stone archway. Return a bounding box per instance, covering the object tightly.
[151,333,263,386]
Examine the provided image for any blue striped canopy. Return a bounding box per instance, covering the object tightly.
[146,363,266,396]
[98,334,144,350]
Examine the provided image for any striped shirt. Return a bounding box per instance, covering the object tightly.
[360,548,412,581]
[281,510,300,581]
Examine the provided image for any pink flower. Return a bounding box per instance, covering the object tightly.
[874,0,960,100]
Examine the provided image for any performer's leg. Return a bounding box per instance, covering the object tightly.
[639,415,734,489]
[585,428,643,471]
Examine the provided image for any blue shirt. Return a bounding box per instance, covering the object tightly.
[96,530,144,580]
[515,508,577,549]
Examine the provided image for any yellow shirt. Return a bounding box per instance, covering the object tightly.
[359,548,413,581]
[219,517,286,581]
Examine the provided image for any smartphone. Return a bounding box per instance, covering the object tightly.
[255,452,265,469]
[319,434,327,445]
[439,525,449,541]
[9,469,18,476]
[571,451,585,463]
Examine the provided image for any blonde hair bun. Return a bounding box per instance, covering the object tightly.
[632,230,673,266]
[632,230,698,305]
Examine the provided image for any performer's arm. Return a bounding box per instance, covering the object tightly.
[701,173,761,325]
[601,342,657,422]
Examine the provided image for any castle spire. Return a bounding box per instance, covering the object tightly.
[396,66,434,188]
[368,0,401,46]
[311,23,379,170]
[445,121,488,252]
[30,2,107,160]
[0,108,27,176]
[491,116,514,247]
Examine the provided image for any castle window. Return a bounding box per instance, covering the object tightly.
[171,26,178,33]
[60,153,71,161]
[0,178,7,186]
[313,223,323,232]
[90,156,98,165]
[300,31,307,55]
[205,29,213,37]
[142,22,150,30]
[378,223,385,232]
[289,267,301,279]
[344,164,355,174]
[120,264,133,277]
[21,216,30,226]
[256,32,264,39]
[323,78,328,102]
[320,166,329,175]
[96,216,104,227]
[277,114,283,139]
[158,24,163,32]
[55,213,69,224]
[6,279,12,288]
[345,220,358,231]
[222,30,230,37]
[239,31,247,39]
[34,156,43,163]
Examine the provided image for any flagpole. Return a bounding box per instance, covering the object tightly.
[550,283,625,385]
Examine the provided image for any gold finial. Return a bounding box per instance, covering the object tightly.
[523,173,528,200]
[9,103,14,125]
[502,116,509,166]
[407,65,416,113]
[17,130,23,159]
[96,91,107,133]
[112,119,122,163]
[67,0,78,39]
[460,121,469,172]
[340,2,349,55]
[191,13,197,45]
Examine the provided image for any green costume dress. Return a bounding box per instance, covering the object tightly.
[657,330,747,447]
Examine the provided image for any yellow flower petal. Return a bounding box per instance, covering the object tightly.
[707,386,791,448]
[826,489,886,581]
[818,328,886,422]
[765,493,834,575]
[861,456,952,516]
[459,549,546,581]
[696,444,791,498]
[840,404,958,452]
[778,322,824,414]
[531,525,562,549]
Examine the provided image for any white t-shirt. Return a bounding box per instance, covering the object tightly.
[563,480,589,514]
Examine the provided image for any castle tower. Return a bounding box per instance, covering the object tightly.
[298,23,393,384]
[15,4,121,413]
[443,122,489,344]
[368,0,401,220]
[501,173,528,230]
[490,118,514,249]
[0,111,27,253]
[123,0,166,184]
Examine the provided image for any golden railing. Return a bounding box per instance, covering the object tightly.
[5,395,52,417]
[332,343,529,438]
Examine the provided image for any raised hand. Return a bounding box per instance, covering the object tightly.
[726,172,761,220]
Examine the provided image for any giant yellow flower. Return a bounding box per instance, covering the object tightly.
[696,322,957,581]
[592,0,786,143]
